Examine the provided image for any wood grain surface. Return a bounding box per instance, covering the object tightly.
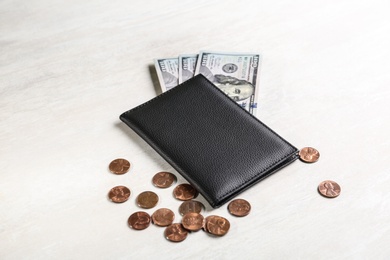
[1,0,390,259]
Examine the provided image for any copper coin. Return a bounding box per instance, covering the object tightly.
[136,191,159,209]
[203,215,230,236]
[109,158,130,174]
[182,213,204,231]
[152,172,177,188]
[228,199,251,217]
[179,200,204,216]
[299,147,320,163]
[173,184,198,201]
[128,211,151,230]
[318,180,341,198]
[108,186,131,203]
[151,208,175,227]
[164,223,188,242]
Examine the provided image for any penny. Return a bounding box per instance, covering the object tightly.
[164,223,188,242]
[152,172,177,188]
[182,213,204,231]
[108,185,131,203]
[203,215,230,236]
[109,158,130,174]
[173,184,198,201]
[136,191,159,209]
[151,208,175,227]
[299,147,320,163]
[228,199,251,217]
[179,200,204,216]
[128,211,151,230]
[318,180,341,198]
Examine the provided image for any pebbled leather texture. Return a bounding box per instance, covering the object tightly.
[120,74,299,208]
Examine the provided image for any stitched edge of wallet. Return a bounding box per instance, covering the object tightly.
[121,74,298,204]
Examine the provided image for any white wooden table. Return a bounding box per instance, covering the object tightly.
[1,0,390,259]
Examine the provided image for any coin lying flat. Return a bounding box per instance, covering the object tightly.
[151,208,175,227]
[173,184,198,201]
[108,186,131,203]
[164,223,188,242]
[203,215,230,236]
[152,172,177,188]
[109,158,130,174]
[299,147,320,163]
[228,199,251,217]
[128,211,151,230]
[179,200,204,216]
[136,191,159,209]
[182,213,204,231]
[318,180,341,198]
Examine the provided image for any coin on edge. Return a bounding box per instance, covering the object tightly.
[182,213,204,231]
[173,184,198,201]
[151,208,175,227]
[179,200,204,216]
[318,180,341,198]
[128,211,151,230]
[109,158,130,174]
[136,191,159,209]
[228,199,251,217]
[299,147,320,163]
[108,185,131,203]
[152,172,177,188]
[164,223,188,242]
[203,215,230,236]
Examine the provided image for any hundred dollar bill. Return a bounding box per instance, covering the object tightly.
[178,54,198,84]
[194,51,261,115]
[154,58,179,92]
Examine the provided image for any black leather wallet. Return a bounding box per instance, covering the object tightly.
[120,74,299,208]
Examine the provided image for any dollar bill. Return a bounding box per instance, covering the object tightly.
[194,51,261,115]
[154,58,179,92]
[178,54,198,84]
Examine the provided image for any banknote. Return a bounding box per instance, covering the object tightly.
[194,51,261,115]
[178,54,198,84]
[154,58,179,92]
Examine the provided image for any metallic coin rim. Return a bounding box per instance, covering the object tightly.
[108,158,131,174]
[318,180,341,198]
[128,211,151,230]
[178,200,204,216]
[151,208,175,227]
[152,171,177,188]
[108,185,131,203]
[203,215,230,236]
[298,147,320,163]
[136,191,159,209]
[181,212,204,231]
[173,183,199,201]
[164,223,188,242]
[227,199,251,217]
